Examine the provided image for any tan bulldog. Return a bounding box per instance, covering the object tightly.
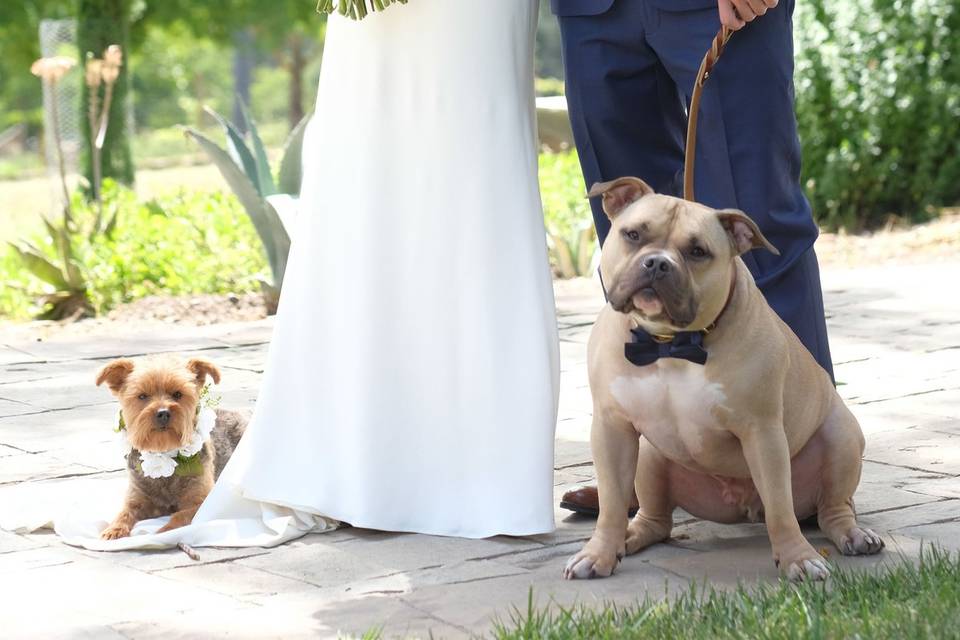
[564,177,883,582]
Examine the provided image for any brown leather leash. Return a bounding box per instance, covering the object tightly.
[683,26,735,202]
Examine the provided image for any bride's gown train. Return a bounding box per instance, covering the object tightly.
[42,0,560,549]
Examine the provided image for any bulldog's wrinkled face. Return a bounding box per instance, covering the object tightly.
[591,177,779,332]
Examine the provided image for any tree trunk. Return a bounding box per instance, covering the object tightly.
[288,35,306,130]
[232,29,255,133]
[78,0,135,188]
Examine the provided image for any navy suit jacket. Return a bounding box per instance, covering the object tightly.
[551,0,716,15]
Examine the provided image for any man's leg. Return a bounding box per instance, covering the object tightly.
[647,0,834,378]
[558,1,687,247]
[557,1,685,517]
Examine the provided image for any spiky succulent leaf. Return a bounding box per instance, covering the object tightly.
[238,100,277,197]
[183,126,290,289]
[265,194,298,235]
[203,106,261,196]
[48,222,84,289]
[277,114,310,196]
[262,198,291,287]
[576,226,596,277]
[8,241,69,289]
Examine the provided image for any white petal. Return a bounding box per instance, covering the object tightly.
[140,451,177,478]
[115,429,132,457]
[197,408,217,440]
[179,431,204,457]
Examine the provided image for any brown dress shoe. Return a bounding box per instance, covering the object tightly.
[560,484,639,518]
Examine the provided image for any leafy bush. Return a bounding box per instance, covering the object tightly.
[540,151,596,278]
[0,182,267,320]
[795,0,960,229]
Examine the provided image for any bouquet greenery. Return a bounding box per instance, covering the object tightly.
[316,0,408,20]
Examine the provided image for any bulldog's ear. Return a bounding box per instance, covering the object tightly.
[96,359,135,394]
[186,358,221,387]
[587,177,654,219]
[716,209,780,256]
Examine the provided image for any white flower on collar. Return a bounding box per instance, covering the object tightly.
[177,408,216,458]
[140,450,178,479]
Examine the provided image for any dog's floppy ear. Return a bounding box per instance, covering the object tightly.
[186,358,221,386]
[716,209,780,256]
[96,359,135,394]
[587,177,654,219]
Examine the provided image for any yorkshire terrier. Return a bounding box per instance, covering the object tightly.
[96,355,247,540]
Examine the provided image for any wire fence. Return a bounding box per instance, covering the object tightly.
[39,19,82,213]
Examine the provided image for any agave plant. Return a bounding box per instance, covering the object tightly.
[539,151,598,278]
[183,103,308,314]
[548,224,597,279]
[8,218,93,321]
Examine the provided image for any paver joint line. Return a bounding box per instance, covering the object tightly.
[397,597,476,635]
[856,386,960,406]
[863,457,956,478]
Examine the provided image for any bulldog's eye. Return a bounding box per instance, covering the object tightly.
[689,246,710,259]
[172,391,183,400]
[623,229,641,242]
[137,393,148,401]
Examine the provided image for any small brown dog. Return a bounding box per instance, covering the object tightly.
[96,355,247,540]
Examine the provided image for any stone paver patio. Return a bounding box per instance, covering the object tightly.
[1,260,958,638]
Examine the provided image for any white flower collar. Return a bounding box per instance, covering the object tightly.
[116,384,220,479]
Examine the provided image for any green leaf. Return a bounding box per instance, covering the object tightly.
[174,453,204,477]
[202,106,261,196]
[576,226,596,277]
[49,224,85,290]
[103,207,120,238]
[8,242,69,289]
[238,100,277,197]
[277,113,310,196]
[265,194,297,234]
[183,126,290,289]
[262,199,292,287]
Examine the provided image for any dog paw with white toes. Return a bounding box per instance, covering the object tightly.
[563,546,623,580]
[839,527,885,555]
[784,555,831,582]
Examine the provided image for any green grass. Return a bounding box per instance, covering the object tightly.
[493,548,960,640]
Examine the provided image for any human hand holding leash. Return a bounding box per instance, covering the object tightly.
[719,0,778,30]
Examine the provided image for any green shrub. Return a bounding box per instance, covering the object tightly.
[0,182,267,320]
[535,77,565,98]
[539,151,595,278]
[795,0,960,229]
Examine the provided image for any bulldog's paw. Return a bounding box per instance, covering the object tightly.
[625,519,670,555]
[100,523,131,540]
[837,527,885,556]
[563,540,624,580]
[776,541,831,582]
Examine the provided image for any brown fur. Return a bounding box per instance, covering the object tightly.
[96,356,247,540]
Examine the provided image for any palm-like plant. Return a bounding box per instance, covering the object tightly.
[183,103,308,313]
[8,218,93,321]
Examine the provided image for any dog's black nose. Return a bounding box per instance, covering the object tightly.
[155,408,171,425]
[642,254,671,276]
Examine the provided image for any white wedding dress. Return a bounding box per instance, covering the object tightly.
[39,0,560,549]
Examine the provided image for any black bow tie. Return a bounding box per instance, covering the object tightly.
[624,327,709,367]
